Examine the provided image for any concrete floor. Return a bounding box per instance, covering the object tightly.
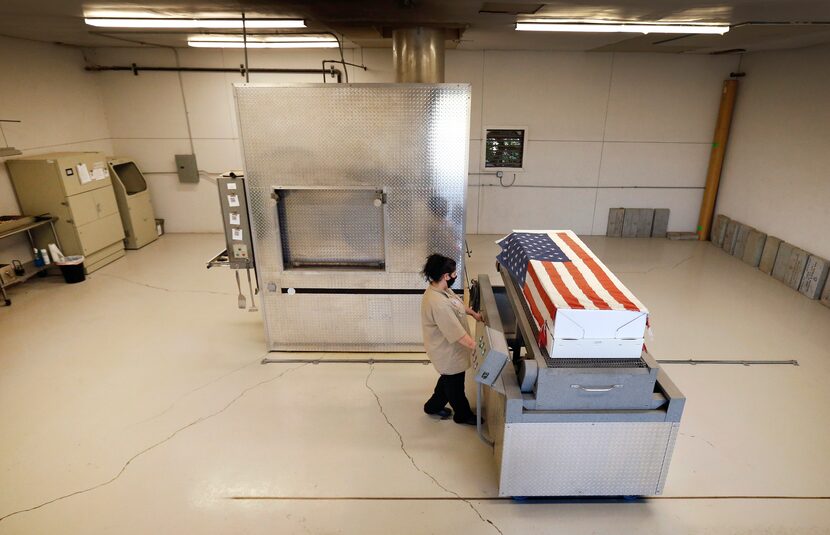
[1,233,829,534]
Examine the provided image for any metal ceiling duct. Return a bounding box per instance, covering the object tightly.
[392,27,445,83]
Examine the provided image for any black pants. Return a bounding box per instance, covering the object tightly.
[424,371,474,422]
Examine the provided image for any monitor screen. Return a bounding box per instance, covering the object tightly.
[113,161,147,195]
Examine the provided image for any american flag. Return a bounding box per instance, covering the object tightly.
[497,230,647,338]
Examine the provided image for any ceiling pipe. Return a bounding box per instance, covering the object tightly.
[84,64,343,83]
[392,27,445,83]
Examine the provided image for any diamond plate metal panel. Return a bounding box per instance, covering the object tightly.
[277,188,385,267]
[485,381,508,470]
[499,422,676,497]
[262,292,424,351]
[235,83,471,350]
[656,423,680,494]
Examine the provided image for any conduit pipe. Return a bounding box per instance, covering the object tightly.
[698,79,738,240]
[84,64,343,83]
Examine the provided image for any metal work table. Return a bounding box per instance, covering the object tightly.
[0,215,61,306]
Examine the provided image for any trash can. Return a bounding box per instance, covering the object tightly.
[56,255,86,284]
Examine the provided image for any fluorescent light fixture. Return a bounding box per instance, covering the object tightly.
[516,20,729,34]
[192,35,336,43]
[188,38,338,49]
[85,18,306,29]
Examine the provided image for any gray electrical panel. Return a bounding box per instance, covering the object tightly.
[175,154,199,183]
[217,174,254,269]
[472,325,510,388]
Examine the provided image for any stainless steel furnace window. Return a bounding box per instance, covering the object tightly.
[275,187,387,270]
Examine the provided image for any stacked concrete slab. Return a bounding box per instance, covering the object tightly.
[741,229,767,267]
[652,209,670,238]
[711,214,729,247]
[622,208,655,238]
[710,213,830,305]
[607,208,670,238]
[800,256,830,299]
[772,243,809,289]
[722,220,740,254]
[732,223,754,259]
[606,208,625,237]
[759,236,782,274]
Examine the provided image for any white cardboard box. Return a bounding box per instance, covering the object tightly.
[544,308,647,359]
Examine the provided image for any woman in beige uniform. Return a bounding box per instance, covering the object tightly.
[421,254,482,425]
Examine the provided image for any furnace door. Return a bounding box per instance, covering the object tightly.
[275,187,387,270]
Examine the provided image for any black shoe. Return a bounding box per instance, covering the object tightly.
[454,415,483,426]
[425,407,452,420]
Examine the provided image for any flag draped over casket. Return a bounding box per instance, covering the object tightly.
[496,230,649,359]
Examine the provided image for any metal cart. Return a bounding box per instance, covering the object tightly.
[0,215,61,306]
[470,271,685,497]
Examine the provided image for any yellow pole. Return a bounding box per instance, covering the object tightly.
[698,79,738,241]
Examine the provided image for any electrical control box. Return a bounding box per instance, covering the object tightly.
[217,173,254,269]
[175,154,199,183]
[472,324,510,388]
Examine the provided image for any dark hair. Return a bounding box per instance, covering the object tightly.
[422,254,456,282]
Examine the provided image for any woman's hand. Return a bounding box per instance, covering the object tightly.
[458,333,476,350]
[466,308,482,322]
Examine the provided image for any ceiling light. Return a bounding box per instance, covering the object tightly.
[516,20,729,34]
[85,18,306,29]
[192,35,336,43]
[188,39,338,49]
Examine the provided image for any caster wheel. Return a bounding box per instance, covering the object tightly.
[623,495,641,502]
[4,299,10,306]
[512,496,529,502]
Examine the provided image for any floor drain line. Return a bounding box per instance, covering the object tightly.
[657,359,799,366]
[262,358,799,367]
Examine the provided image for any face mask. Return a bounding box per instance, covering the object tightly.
[446,275,457,288]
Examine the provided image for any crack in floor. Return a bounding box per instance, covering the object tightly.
[680,432,716,449]
[364,365,504,535]
[97,273,235,296]
[615,255,696,275]
[0,363,308,525]
[130,351,271,427]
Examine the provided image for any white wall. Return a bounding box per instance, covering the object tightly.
[476,51,736,234]
[717,44,830,260]
[0,41,738,250]
[0,37,112,264]
[90,46,370,233]
[86,46,737,236]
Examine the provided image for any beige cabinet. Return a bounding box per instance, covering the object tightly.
[107,158,158,249]
[6,152,125,273]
